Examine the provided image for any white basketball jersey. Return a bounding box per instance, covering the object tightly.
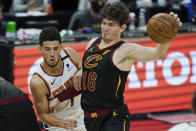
[34,48,86,131]
[168,122,196,131]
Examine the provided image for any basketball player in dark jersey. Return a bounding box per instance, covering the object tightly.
[0,76,40,131]
[81,2,182,131]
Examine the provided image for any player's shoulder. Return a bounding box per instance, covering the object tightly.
[30,74,44,89]
[62,47,79,57]
[86,37,99,50]
[62,47,73,52]
[89,37,98,43]
[30,74,49,96]
[119,42,140,50]
[61,47,75,56]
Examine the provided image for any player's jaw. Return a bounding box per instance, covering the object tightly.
[102,27,116,42]
[102,29,120,43]
[102,31,111,41]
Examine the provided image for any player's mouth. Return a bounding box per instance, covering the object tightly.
[50,58,55,63]
[103,32,109,36]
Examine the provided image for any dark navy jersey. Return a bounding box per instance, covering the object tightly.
[81,38,130,112]
[0,80,24,99]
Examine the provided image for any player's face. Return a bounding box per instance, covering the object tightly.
[101,19,125,42]
[40,41,62,67]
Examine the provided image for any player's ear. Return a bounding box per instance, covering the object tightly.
[120,24,127,33]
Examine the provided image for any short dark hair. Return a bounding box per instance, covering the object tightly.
[39,27,61,47]
[100,2,130,26]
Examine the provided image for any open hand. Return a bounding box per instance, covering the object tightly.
[170,12,182,27]
[62,119,77,130]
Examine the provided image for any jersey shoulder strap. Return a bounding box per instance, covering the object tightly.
[60,48,70,61]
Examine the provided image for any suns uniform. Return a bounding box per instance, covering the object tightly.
[81,38,131,131]
[34,48,86,131]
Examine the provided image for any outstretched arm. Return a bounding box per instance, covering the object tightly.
[125,12,182,62]
[113,12,182,71]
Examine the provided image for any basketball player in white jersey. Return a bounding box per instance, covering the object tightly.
[30,27,86,131]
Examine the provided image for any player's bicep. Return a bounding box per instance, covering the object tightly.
[126,43,158,62]
[30,77,49,115]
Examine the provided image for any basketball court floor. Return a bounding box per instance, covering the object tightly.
[131,110,196,131]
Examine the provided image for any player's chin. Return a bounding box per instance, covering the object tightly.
[102,35,111,42]
[102,37,109,42]
[102,32,109,38]
[49,62,58,67]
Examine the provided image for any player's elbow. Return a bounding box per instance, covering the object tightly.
[38,113,49,123]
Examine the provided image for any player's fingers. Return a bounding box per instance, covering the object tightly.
[49,106,54,113]
[179,21,182,27]
[73,76,80,91]
[72,77,77,90]
[76,76,79,90]
[65,126,77,130]
[64,119,77,126]
[174,14,178,19]
[78,75,82,90]
[170,12,174,16]
[48,102,53,112]
[177,18,182,27]
[170,12,182,27]
[64,123,77,130]
[76,76,81,91]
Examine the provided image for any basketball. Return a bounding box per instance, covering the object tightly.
[146,13,178,44]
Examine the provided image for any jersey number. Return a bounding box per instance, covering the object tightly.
[82,71,97,91]
[52,80,72,97]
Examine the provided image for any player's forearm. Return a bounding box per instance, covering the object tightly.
[155,42,170,59]
[39,113,65,128]
[57,86,81,102]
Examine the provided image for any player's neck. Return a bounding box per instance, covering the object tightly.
[100,38,121,48]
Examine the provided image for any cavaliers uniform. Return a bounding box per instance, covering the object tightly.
[34,48,86,131]
[81,38,131,131]
[0,80,40,131]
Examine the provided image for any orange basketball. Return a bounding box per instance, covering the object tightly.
[146,13,178,44]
